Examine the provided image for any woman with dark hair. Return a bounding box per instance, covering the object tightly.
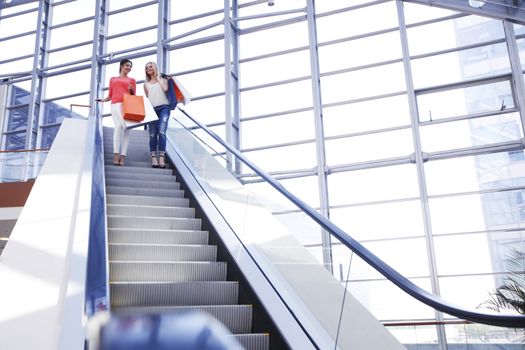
[96,59,136,166]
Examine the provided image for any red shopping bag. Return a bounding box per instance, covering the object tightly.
[122,94,145,122]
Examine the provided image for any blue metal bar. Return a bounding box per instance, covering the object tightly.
[84,110,109,316]
[176,107,525,329]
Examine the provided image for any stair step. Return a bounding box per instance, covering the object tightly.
[106,194,189,207]
[110,281,239,307]
[107,215,201,230]
[110,261,227,282]
[113,305,254,334]
[104,128,267,349]
[106,186,184,198]
[108,228,208,245]
[107,204,194,218]
[109,243,217,261]
[104,164,173,175]
[233,334,270,350]
[104,170,175,182]
[105,178,180,190]
[106,159,155,168]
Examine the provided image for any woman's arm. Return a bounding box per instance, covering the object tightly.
[144,83,149,97]
[159,76,169,92]
[96,78,113,102]
[95,96,111,102]
[130,79,137,95]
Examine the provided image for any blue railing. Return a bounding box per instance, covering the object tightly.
[176,107,525,329]
[85,108,110,316]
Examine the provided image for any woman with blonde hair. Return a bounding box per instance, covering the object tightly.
[144,62,170,168]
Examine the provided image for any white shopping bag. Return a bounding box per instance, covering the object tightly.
[125,95,158,129]
[173,77,192,105]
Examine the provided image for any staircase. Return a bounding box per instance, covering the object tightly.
[103,127,270,350]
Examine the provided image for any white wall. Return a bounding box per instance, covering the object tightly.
[0,119,91,350]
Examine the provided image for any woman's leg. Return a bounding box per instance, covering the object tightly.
[157,106,170,168]
[111,103,129,165]
[148,120,159,153]
[157,105,170,153]
[111,103,123,155]
[120,127,130,156]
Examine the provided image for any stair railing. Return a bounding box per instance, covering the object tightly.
[173,106,525,329]
[85,104,110,316]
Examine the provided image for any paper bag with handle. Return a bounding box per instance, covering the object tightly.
[122,94,145,122]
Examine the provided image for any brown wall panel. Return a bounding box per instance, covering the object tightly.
[0,180,35,207]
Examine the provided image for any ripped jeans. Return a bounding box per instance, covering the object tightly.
[148,104,170,153]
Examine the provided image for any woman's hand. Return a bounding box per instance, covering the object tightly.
[128,83,134,95]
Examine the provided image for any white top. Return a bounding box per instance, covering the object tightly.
[145,81,169,107]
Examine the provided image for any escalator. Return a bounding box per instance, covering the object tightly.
[1,112,523,350]
[103,127,278,350]
[96,105,525,349]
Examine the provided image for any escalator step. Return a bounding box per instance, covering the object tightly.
[109,243,217,261]
[107,204,195,218]
[113,304,254,334]
[110,281,239,307]
[110,261,227,282]
[106,194,189,207]
[108,228,208,245]
[107,215,201,230]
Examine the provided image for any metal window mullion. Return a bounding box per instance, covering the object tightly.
[90,0,108,119]
[396,2,448,349]
[27,0,51,180]
[49,15,95,30]
[239,14,307,35]
[231,3,241,174]
[165,20,224,45]
[106,0,157,16]
[503,22,525,137]
[0,7,38,20]
[0,54,35,66]
[157,0,170,73]
[233,7,306,22]
[105,25,158,41]
[1,29,37,42]
[0,84,10,150]
[223,0,241,173]
[166,33,225,52]
[306,0,333,273]
[47,40,93,54]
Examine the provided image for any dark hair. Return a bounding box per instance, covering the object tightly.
[119,59,132,73]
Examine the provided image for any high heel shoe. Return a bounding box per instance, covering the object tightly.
[118,155,126,166]
[151,154,159,168]
[158,153,166,168]
[113,153,120,166]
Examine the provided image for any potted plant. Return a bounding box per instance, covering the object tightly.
[480,248,525,315]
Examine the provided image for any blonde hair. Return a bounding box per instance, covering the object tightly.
[145,62,159,82]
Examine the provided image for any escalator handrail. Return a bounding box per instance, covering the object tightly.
[176,107,525,329]
[85,110,110,316]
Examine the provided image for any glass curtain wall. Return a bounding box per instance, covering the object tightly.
[1,0,524,348]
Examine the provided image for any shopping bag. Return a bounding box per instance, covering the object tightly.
[122,94,145,122]
[165,77,178,110]
[125,95,159,130]
[173,77,192,105]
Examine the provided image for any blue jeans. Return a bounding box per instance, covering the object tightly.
[149,104,170,153]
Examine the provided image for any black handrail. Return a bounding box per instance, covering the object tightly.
[176,107,525,329]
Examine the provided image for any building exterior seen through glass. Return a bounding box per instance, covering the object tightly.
[1,0,525,348]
